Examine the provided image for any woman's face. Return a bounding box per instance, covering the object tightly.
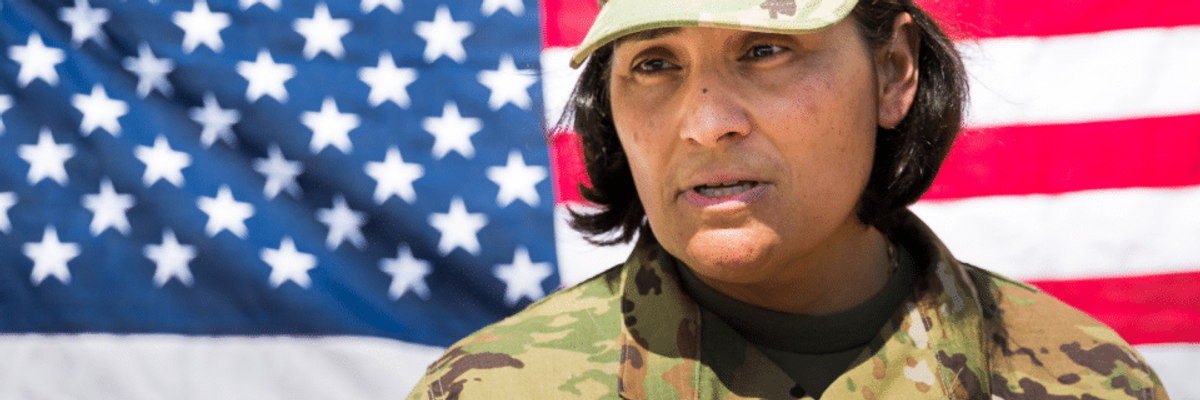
[608,19,913,285]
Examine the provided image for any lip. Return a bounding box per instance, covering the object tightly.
[682,183,769,209]
[678,172,771,210]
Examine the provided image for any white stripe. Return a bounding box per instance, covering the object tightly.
[554,204,635,286]
[541,47,583,129]
[0,334,444,400]
[557,185,1200,284]
[962,25,1200,128]
[543,25,1200,129]
[1136,343,1200,399]
[911,185,1200,281]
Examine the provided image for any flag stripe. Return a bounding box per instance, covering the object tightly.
[910,185,1200,281]
[549,131,587,204]
[543,25,1200,132]
[921,0,1200,39]
[560,186,1200,284]
[539,0,599,48]
[553,205,635,286]
[927,116,1200,200]
[540,0,1200,46]
[552,120,1200,205]
[0,334,444,399]
[961,26,1200,128]
[1031,272,1200,345]
[1136,344,1200,400]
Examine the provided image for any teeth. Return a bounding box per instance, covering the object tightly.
[695,181,756,197]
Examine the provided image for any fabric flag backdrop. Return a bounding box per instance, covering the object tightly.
[0,0,1196,398]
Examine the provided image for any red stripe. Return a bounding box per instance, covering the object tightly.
[541,0,1200,48]
[1030,271,1200,345]
[550,132,589,204]
[926,114,1200,200]
[552,114,1200,204]
[541,0,599,48]
[919,0,1200,39]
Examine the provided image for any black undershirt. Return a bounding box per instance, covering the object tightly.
[677,243,916,399]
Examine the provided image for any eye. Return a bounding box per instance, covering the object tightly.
[740,44,787,61]
[632,57,678,74]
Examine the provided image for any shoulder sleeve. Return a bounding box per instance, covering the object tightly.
[966,265,1170,400]
[405,265,627,399]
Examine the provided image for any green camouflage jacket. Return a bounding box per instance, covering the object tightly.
[408,211,1167,400]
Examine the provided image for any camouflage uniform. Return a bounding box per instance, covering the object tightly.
[408,210,1168,399]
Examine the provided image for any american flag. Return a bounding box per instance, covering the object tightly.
[1,0,1197,398]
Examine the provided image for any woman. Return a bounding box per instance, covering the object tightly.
[408,0,1167,398]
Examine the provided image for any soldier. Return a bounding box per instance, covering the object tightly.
[409,0,1169,398]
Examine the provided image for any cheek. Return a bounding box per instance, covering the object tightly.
[611,121,663,213]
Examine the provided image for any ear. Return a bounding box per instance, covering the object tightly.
[876,13,920,130]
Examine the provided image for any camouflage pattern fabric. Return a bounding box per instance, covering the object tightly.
[408,210,1168,399]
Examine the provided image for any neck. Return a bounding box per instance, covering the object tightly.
[691,223,892,316]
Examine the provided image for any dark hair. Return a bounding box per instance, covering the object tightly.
[560,0,968,245]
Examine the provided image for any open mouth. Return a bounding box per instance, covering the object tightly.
[694,181,759,198]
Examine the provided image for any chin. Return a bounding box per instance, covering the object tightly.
[678,227,779,284]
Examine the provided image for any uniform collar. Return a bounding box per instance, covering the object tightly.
[615,210,994,400]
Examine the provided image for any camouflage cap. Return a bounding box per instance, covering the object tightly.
[570,0,859,68]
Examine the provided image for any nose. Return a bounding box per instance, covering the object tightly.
[678,69,751,147]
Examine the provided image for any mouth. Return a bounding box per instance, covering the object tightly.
[693,180,760,198]
[681,178,769,210]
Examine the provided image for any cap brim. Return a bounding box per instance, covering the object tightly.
[570,0,858,68]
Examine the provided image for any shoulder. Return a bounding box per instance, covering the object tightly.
[407,265,626,400]
[963,265,1168,400]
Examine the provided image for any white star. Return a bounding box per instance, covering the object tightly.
[173,0,230,54]
[81,177,135,236]
[364,146,423,205]
[494,246,552,306]
[413,5,473,64]
[0,192,16,234]
[189,92,240,148]
[18,127,75,186]
[59,0,110,47]
[293,3,352,60]
[423,101,481,160]
[478,54,537,110]
[135,135,191,187]
[317,193,367,250]
[0,95,12,134]
[23,226,80,286]
[237,49,295,102]
[8,32,65,88]
[144,229,197,287]
[380,245,431,300]
[481,0,524,17]
[487,150,547,207]
[358,52,417,108]
[254,143,303,200]
[261,236,317,289]
[239,0,279,10]
[303,97,359,154]
[122,42,175,99]
[71,83,128,137]
[428,197,487,256]
[361,0,401,13]
[197,185,254,238]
